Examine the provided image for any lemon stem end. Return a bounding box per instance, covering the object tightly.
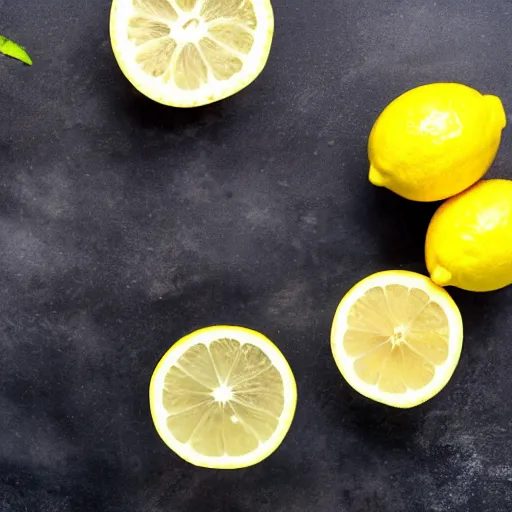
[484,95,507,129]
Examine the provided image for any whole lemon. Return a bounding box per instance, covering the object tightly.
[426,179,512,292]
[368,83,507,202]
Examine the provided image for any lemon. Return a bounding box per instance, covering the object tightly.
[149,325,297,469]
[331,271,463,408]
[110,0,274,107]
[368,83,507,202]
[426,179,512,292]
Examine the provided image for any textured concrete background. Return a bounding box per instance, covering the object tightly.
[1,0,512,510]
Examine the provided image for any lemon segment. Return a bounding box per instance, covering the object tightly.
[368,83,507,202]
[331,271,463,408]
[110,0,274,107]
[426,179,512,292]
[150,326,297,469]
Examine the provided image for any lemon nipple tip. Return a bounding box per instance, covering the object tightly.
[369,165,386,187]
[430,266,453,287]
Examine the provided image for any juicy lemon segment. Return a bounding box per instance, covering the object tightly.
[150,326,297,468]
[110,0,274,107]
[331,271,463,408]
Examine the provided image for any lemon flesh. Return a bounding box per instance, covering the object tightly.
[331,271,463,408]
[426,179,512,292]
[150,326,296,469]
[110,0,274,107]
[368,83,507,202]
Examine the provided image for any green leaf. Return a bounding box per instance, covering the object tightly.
[0,35,32,65]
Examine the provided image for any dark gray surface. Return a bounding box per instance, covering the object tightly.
[1,0,512,510]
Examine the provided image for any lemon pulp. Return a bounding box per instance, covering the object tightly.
[331,271,463,408]
[110,0,274,106]
[150,326,296,468]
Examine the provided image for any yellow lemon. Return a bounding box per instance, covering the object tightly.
[368,83,507,202]
[110,0,274,107]
[331,271,463,408]
[149,326,297,469]
[426,179,512,292]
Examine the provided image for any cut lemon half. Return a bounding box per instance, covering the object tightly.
[149,326,297,468]
[110,0,274,107]
[331,271,463,408]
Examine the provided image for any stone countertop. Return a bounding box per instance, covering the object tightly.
[1,0,512,510]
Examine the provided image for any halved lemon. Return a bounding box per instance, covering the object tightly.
[149,325,297,468]
[331,271,463,408]
[110,0,274,107]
